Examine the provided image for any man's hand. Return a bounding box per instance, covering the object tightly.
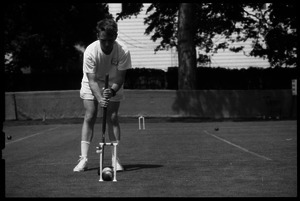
[100,88,112,108]
[102,88,114,99]
[99,97,109,108]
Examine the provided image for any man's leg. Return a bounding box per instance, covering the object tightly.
[81,99,98,143]
[74,99,98,172]
[107,101,124,171]
[107,101,120,142]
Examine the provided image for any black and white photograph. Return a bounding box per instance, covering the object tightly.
[2,2,297,197]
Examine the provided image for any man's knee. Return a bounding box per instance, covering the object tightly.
[107,102,120,125]
[84,111,97,124]
[109,112,119,124]
[83,100,98,123]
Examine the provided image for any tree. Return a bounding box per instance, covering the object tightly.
[116,3,297,89]
[177,3,197,89]
[4,3,110,74]
[243,3,297,67]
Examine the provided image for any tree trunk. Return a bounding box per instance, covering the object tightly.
[177,3,197,90]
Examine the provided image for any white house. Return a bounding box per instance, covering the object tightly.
[109,3,270,71]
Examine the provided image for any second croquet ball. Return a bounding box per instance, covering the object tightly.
[215,128,219,131]
[102,167,113,181]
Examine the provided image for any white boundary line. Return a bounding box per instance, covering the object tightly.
[5,126,62,145]
[203,130,272,161]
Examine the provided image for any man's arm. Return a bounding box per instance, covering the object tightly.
[102,70,127,98]
[87,73,108,107]
[110,70,127,94]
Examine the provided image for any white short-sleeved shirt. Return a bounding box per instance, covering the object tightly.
[80,39,132,101]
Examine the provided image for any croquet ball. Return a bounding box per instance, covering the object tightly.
[102,167,113,181]
[7,135,12,140]
[215,128,219,131]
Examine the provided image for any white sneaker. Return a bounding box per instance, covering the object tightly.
[73,156,88,172]
[112,157,124,172]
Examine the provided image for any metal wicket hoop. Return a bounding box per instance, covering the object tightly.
[96,142,118,182]
[138,116,145,130]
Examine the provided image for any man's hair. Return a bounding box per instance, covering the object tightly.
[96,18,118,37]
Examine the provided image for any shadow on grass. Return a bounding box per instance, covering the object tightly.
[123,164,163,172]
[86,164,163,172]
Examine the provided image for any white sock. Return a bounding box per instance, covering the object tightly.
[111,141,120,163]
[111,141,119,159]
[81,141,90,158]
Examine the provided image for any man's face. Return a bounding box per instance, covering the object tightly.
[98,31,116,55]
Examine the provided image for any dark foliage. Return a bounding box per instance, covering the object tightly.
[4,67,297,92]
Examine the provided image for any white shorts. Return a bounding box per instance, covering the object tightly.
[80,81,124,102]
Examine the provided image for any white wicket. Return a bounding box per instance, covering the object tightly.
[138,116,145,130]
[97,142,118,182]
